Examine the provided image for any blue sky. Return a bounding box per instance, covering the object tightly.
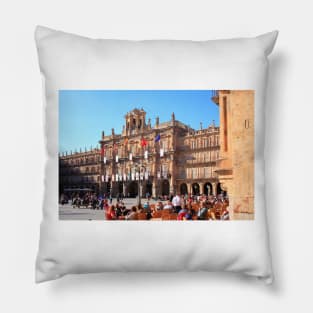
[59,90,219,153]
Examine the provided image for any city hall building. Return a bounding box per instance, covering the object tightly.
[59,108,221,198]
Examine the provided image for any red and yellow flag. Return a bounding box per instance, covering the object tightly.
[141,137,147,148]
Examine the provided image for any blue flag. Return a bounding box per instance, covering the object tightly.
[155,134,161,142]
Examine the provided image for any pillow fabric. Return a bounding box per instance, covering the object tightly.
[35,26,278,283]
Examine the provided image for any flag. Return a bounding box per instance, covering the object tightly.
[160,148,164,157]
[155,134,161,142]
[141,137,147,147]
[129,153,132,161]
[103,156,107,164]
[101,175,104,182]
[115,155,119,163]
[144,150,148,159]
[101,145,105,156]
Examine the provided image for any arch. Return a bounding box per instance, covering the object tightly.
[216,182,223,196]
[161,179,170,196]
[104,182,111,195]
[128,181,138,198]
[180,183,188,196]
[192,183,200,196]
[145,181,153,197]
[204,182,213,195]
[118,182,123,194]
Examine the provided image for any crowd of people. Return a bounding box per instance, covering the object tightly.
[60,192,230,221]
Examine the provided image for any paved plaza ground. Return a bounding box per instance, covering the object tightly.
[59,197,159,220]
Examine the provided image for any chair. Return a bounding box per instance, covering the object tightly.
[161,210,170,217]
[137,212,147,220]
[169,213,178,220]
[152,211,162,218]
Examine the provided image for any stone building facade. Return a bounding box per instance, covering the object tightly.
[59,148,101,195]
[59,108,221,199]
[99,108,220,199]
[212,90,254,219]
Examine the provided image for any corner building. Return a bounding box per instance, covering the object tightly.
[212,90,254,219]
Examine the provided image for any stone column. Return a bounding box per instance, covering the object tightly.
[199,182,204,195]
[211,182,217,196]
[170,176,175,195]
[152,179,157,198]
[187,183,192,195]
[123,183,126,198]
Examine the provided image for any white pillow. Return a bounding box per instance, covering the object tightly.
[35,26,278,283]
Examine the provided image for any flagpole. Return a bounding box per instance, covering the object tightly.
[138,138,143,206]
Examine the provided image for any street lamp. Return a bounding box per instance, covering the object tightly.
[133,162,146,207]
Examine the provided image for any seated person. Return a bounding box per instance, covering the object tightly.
[177,208,188,220]
[221,196,230,220]
[184,209,193,220]
[212,195,224,220]
[197,201,208,220]
[163,200,173,211]
[221,208,230,220]
[143,201,150,212]
[121,205,130,216]
[105,205,116,220]
[155,201,163,211]
[137,204,144,213]
[125,206,138,220]
[115,203,122,218]
[185,202,195,216]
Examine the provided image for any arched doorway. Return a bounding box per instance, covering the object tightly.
[118,182,123,194]
[204,182,213,195]
[161,179,170,196]
[144,181,153,197]
[106,181,112,196]
[192,183,200,196]
[180,183,188,196]
[128,181,138,198]
[216,182,223,196]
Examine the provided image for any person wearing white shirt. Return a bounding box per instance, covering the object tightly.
[163,201,173,211]
[172,194,182,213]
